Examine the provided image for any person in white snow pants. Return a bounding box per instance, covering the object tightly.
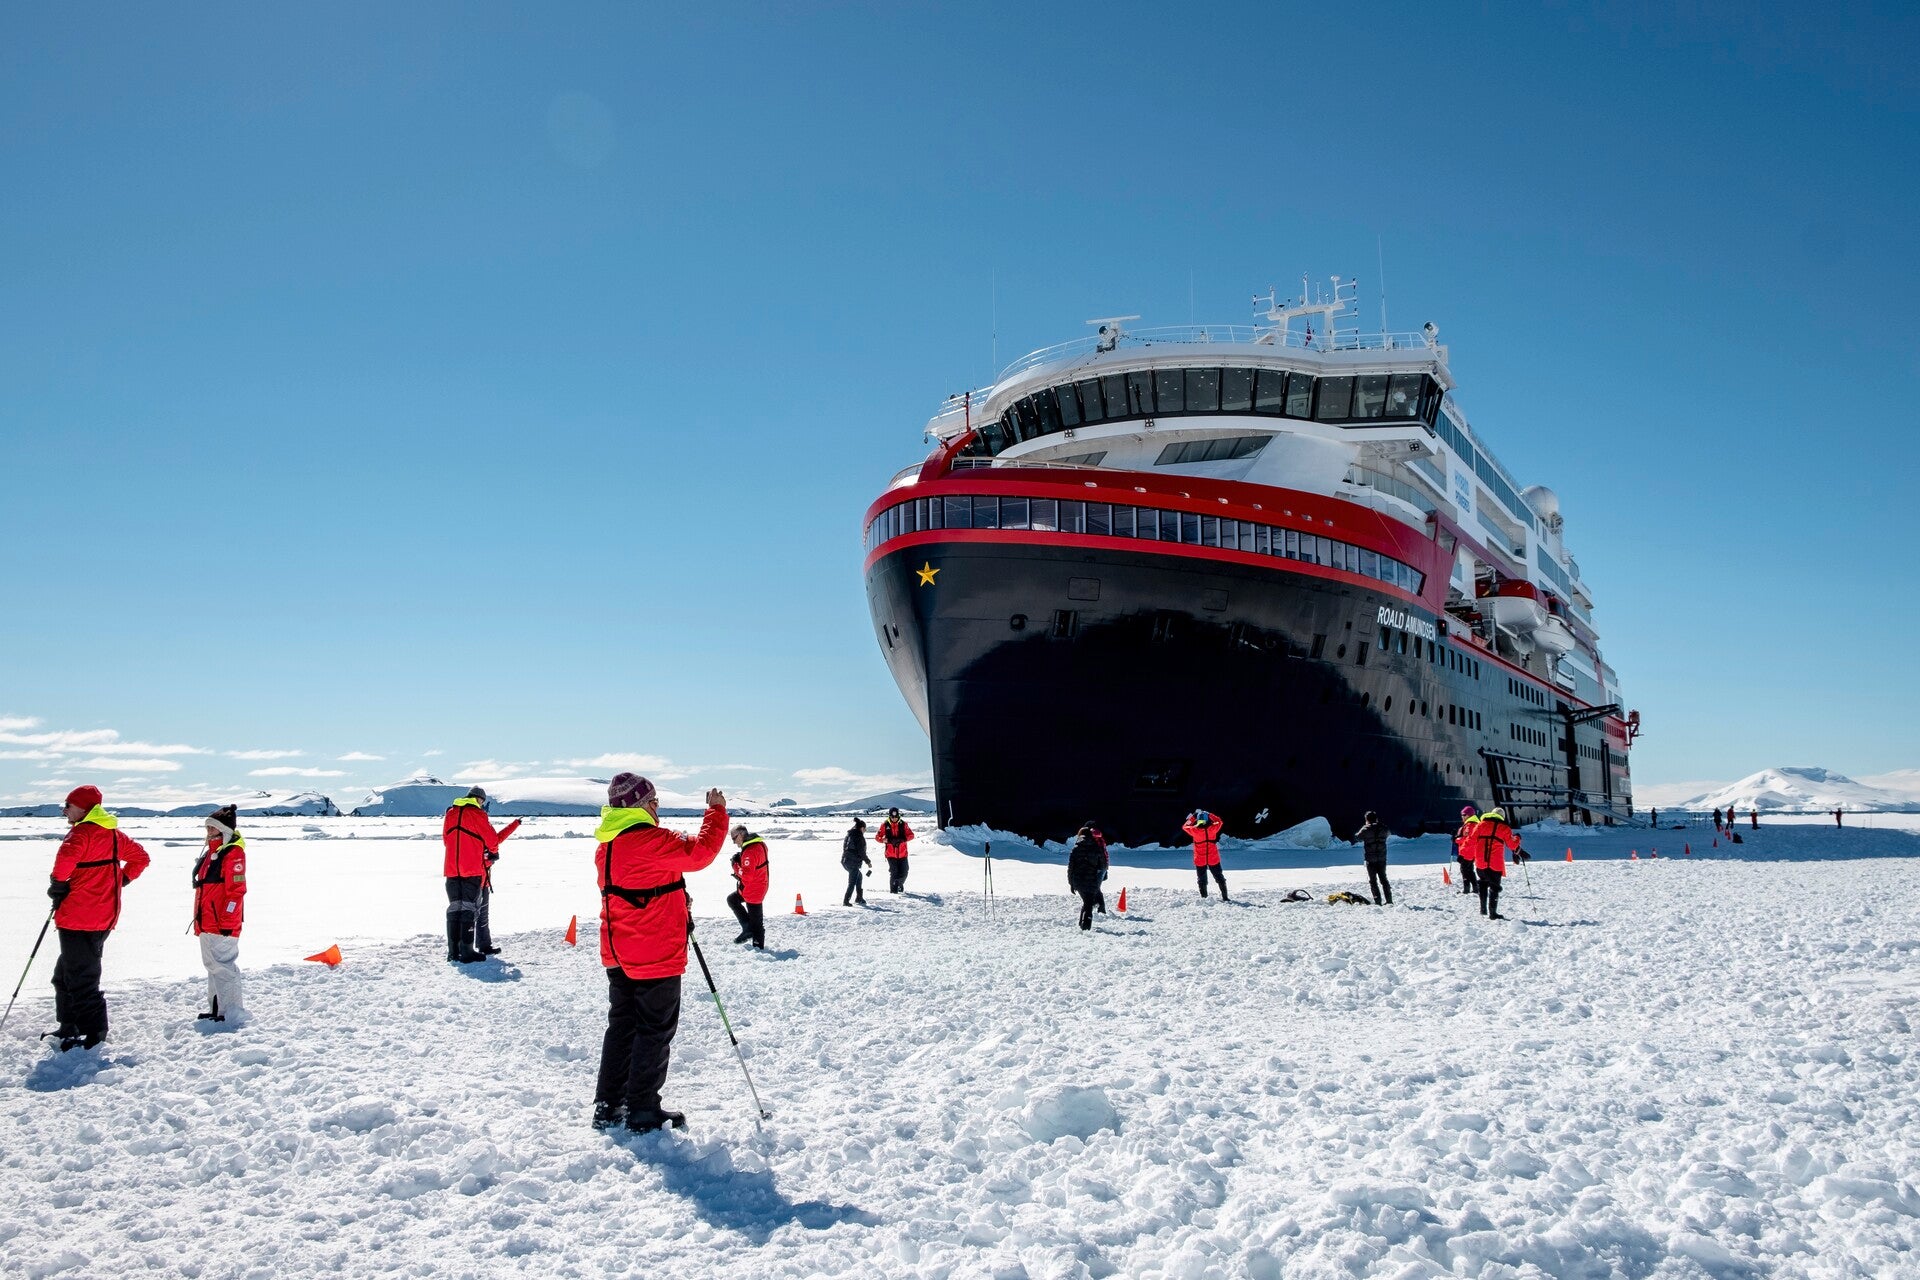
[191,804,249,1023]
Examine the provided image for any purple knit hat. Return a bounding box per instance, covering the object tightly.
[608,772,657,812]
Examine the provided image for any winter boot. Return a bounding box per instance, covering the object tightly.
[446,919,462,962]
[624,1108,687,1133]
[198,998,224,1024]
[732,930,752,945]
[455,920,484,964]
[591,1101,625,1132]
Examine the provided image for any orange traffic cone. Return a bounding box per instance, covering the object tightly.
[1684,843,1691,857]
[564,915,578,946]
[1651,848,1659,859]
[1565,848,1573,862]
[1631,850,1639,861]
[1443,864,1453,886]
[793,893,807,915]
[1116,887,1128,912]
[1712,836,1718,848]
[304,944,342,967]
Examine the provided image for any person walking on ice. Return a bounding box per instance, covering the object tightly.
[1067,825,1109,931]
[1183,808,1229,900]
[1453,805,1479,896]
[592,773,729,1133]
[878,808,914,893]
[45,786,151,1051]
[191,804,248,1025]
[441,786,518,963]
[1354,811,1392,905]
[727,826,769,949]
[841,818,872,905]
[1468,808,1522,920]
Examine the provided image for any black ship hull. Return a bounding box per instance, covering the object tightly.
[867,533,1630,848]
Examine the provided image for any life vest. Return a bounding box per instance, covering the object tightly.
[192,835,247,936]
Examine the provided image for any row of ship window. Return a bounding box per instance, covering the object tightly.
[865,494,1426,595]
[962,367,1444,458]
[1434,409,1535,533]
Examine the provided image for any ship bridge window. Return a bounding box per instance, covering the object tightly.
[1353,374,1390,419]
[1254,368,1289,414]
[1155,435,1271,465]
[1073,379,1106,424]
[1387,374,1425,419]
[1314,376,1354,420]
[1186,368,1221,413]
[1055,384,1082,428]
[1154,368,1187,414]
[1220,367,1253,412]
[1127,371,1155,416]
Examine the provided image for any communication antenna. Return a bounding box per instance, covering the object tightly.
[1376,235,1389,338]
[990,267,998,382]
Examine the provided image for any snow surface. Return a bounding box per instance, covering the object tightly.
[4,818,1920,1276]
[1679,766,1920,815]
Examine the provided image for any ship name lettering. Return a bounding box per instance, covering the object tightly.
[1376,605,1438,642]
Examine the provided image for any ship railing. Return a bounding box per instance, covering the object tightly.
[947,457,1110,475]
[1343,466,1439,515]
[993,325,1442,383]
[886,463,924,491]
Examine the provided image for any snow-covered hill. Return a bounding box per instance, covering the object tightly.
[1682,766,1920,814]
[4,819,1919,1276]
[0,789,341,819]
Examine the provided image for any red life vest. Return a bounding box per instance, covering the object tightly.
[193,835,247,937]
[51,810,150,932]
[730,836,770,905]
[878,819,914,857]
[595,805,728,980]
[442,799,505,878]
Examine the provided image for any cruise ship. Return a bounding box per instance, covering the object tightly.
[863,277,1638,846]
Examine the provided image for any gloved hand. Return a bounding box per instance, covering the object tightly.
[485,852,499,864]
[47,879,71,905]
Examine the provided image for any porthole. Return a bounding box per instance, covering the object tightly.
[1009,614,1027,631]
[1384,696,1393,712]
[1337,643,1347,659]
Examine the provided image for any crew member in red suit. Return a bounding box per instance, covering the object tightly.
[727,826,770,950]
[878,809,915,893]
[1183,809,1229,900]
[192,804,248,1024]
[46,785,151,1051]
[592,772,728,1133]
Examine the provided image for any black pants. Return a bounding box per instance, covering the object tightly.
[887,856,908,892]
[1457,856,1477,893]
[445,876,482,958]
[843,865,866,905]
[1075,887,1105,930]
[1196,865,1228,899]
[475,880,495,951]
[51,929,108,1039]
[1478,871,1503,917]
[595,969,682,1115]
[1367,862,1393,905]
[727,892,765,948]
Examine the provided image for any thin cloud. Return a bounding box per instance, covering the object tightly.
[0,723,208,757]
[226,749,304,760]
[423,750,444,757]
[0,715,42,733]
[338,751,385,762]
[560,753,690,778]
[248,766,346,778]
[790,766,930,794]
[0,749,63,761]
[76,757,182,773]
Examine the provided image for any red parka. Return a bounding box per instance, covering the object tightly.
[442,799,516,878]
[877,818,914,860]
[1468,815,1522,875]
[596,803,728,980]
[50,809,151,932]
[1453,821,1477,859]
[1182,814,1224,868]
[192,835,247,937]
[730,836,770,905]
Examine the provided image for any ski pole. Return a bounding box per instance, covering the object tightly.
[687,935,770,1130]
[983,841,993,921]
[0,909,55,1037]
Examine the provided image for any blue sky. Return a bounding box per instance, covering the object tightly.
[1,3,1915,809]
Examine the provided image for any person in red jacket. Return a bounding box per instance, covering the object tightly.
[878,809,914,893]
[441,787,518,963]
[46,785,151,1050]
[1182,809,1229,900]
[1469,808,1523,920]
[592,772,728,1133]
[727,826,770,950]
[1453,805,1480,896]
[192,804,248,1025]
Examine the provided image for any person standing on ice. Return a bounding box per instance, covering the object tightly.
[727,825,769,949]
[191,804,247,1025]
[1453,806,1479,896]
[841,818,872,906]
[1183,809,1229,900]
[45,786,151,1051]
[441,786,518,963]
[1354,811,1392,905]
[1750,808,1758,831]
[1468,808,1521,920]
[1833,807,1843,828]
[1711,807,1723,833]
[878,808,914,893]
[592,772,729,1133]
[1067,825,1109,930]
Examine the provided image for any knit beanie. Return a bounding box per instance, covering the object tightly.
[65,785,102,813]
[207,804,239,840]
[607,772,657,813]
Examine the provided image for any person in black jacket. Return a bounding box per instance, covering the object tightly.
[1354,811,1392,905]
[1066,826,1109,931]
[841,818,872,906]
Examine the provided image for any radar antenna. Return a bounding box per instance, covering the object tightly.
[1253,275,1358,349]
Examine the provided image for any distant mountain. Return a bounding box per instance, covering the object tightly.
[0,790,340,819]
[791,787,937,817]
[347,775,923,818]
[1682,767,1920,814]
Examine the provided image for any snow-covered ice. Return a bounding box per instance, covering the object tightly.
[3,817,1920,1276]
